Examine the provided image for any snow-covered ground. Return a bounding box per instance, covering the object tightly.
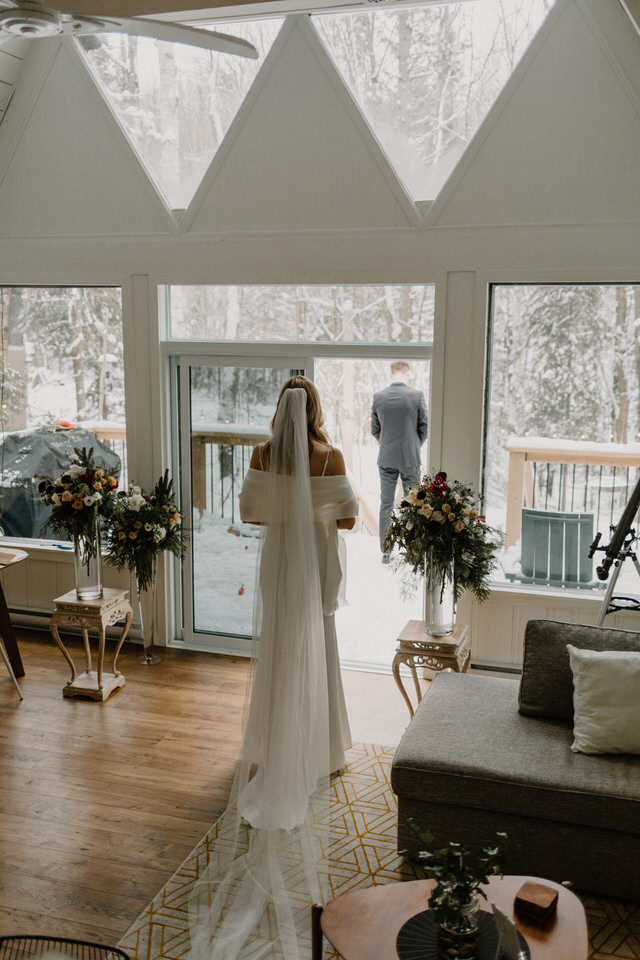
[192,516,422,666]
[192,507,640,668]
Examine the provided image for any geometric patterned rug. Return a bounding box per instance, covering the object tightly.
[117,743,640,960]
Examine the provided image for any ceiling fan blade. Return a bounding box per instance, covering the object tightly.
[63,13,258,57]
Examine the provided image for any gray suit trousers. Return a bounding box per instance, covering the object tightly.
[379,465,420,553]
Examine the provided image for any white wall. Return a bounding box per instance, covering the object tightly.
[1,0,639,665]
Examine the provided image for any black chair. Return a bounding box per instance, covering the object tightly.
[0,938,130,960]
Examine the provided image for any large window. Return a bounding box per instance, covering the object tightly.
[166,284,434,342]
[79,20,283,210]
[0,287,126,541]
[314,0,550,200]
[166,284,433,663]
[484,283,640,592]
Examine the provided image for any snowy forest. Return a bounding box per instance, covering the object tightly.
[486,284,640,540]
[77,0,552,209]
[0,286,124,433]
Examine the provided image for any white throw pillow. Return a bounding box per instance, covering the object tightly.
[567,644,640,754]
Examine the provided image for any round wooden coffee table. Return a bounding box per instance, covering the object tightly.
[317,876,588,960]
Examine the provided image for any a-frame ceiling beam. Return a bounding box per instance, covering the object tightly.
[619,0,640,35]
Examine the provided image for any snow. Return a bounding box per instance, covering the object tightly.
[191,514,422,665]
[505,436,640,457]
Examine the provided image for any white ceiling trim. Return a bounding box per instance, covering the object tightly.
[423,0,566,229]
[580,0,640,114]
[303,13,422,227]
[0,39,180,237]
[177,15,288,233]
[179,13,421,235]
[424,0,640,230]
[71,39,179,229]
[0,39,57,189]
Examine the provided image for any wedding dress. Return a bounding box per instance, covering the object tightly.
[187,388,358,960]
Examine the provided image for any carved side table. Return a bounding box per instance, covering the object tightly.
[392,620,470,717]
[50,588,133,701]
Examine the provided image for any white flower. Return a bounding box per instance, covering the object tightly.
[51,493,61,506]
[406,521,414,531]
[83,496,94,506]
[153,526,166,543]
[144,523,153,532]
[68,463,84,479]
[68,453,79,463]
[131,485,142,495]
[92,492,102,504]
[127,493,146,512]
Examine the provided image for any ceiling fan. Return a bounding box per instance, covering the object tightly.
[0,0,259,57]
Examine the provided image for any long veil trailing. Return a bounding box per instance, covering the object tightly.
[187,388,331,960]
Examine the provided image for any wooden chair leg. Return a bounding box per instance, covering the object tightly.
[311,903,324,960]
[0,636,23,700]
[0,580,24,677]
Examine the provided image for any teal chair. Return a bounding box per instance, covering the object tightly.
[519,507,594,587]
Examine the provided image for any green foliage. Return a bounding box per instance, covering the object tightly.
[38,446,118,553]
[384,472,503,603]
[408,821,507,929]
[104,470,188,591]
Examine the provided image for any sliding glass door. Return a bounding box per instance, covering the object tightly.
[175,357,303,650]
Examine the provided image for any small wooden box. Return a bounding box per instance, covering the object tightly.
[515,880,559,927]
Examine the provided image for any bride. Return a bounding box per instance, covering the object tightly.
[188,376,358,959]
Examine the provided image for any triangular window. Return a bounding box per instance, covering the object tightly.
[78,19,283,211]
[313,0,550,201]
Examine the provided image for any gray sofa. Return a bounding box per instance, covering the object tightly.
[391,619,640,899]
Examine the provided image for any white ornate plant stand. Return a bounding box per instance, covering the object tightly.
[392,619,471,717]
[49,588,132,701]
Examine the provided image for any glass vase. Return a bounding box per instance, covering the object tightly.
[136,555,160,665]
[423,553,455,637]
[437,895,481,960]
[74,512,103,601]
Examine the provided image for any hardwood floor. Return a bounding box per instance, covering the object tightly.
[0,628,250,944]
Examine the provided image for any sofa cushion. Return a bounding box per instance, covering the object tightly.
[568,644,640,754]
[391,672,640,836]
[518,619,640,720]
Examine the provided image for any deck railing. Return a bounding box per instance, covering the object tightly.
[505,437,640,549]
[77,420,128,490]
[191,423,378,533]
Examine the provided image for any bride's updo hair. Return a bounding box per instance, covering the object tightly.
[268,375,330,450]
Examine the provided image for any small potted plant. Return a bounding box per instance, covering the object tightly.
[410,823,507,959]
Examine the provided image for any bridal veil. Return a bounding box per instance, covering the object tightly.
[188,388,338,960]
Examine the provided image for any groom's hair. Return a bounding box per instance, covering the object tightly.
[391,361,410,376]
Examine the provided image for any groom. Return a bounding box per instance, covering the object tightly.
[371,361,428,562]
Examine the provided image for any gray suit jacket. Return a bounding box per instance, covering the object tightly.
[371,382,428,469]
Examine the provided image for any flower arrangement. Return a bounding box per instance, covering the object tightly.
[383,471,502,602]
[409,823,507,933]
[38,446,118,551]
[104,469,187,591]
